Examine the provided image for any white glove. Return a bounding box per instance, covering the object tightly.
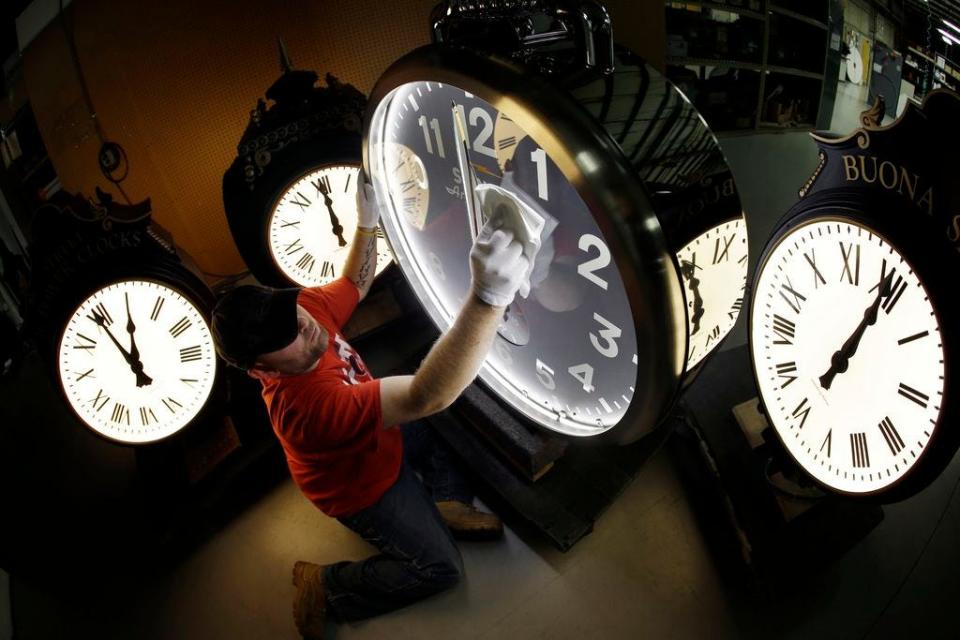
[356,178,381,229]
[470,215,531,308]
[475,172,555,298]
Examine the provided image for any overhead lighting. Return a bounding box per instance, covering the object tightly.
[944,34,954,44]
[938,28,960,45]
[945,19,960,34]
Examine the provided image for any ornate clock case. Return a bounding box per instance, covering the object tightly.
[749,90,960,500]
[362,1,747,443]
[223,46,392,288]
[29,190,221,445]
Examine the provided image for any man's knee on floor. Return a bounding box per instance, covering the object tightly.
[419,549,464,592]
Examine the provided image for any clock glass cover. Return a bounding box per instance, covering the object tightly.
[368,81,639,436]
[750,218,945,494]
[268,164,394,287]
[57,279,218,443]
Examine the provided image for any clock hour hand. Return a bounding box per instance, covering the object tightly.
[91,308,153,387]
[819,270,894,390]
[317,176,347,247]
[680,260,705,335]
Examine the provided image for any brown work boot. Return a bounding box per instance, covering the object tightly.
[435,500,504,540]
[292,561,327,639]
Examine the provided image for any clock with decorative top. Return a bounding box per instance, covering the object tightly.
[749,89,960,499]
[266,164,392,286]
[223,41,393,288]
[57,279,217,444]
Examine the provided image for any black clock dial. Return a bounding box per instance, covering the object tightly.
[369,81,639,436]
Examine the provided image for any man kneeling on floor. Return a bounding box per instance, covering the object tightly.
[211,176,537,637]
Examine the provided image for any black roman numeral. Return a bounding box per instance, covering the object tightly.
[776,361,798,388]
[771,314,796,345]
[285,239,304,256]
[791,397,811,429]
[779,277,806,314]
[344,172,352,193]
[111,402,130,425]
[839,242,860,286]
[180,346,202,363]
[73,333,97,351]
[820,429,832,457]
[88,388,110,411]
[898,330,929,345]
[162,397,183,413]
[180,378,198,387]
[850,432,870,468]
[803,250,826,288]
[898,382,929,408]
[882,273,907,314]
[498,136,517,150]
[320,261,336,279]
[728,297,743,320]
[169,317,192,338]
[399,179,416,193]
[311,175,332,197]
[279,218,300,229]
[87,302,113,326]
[150,296,165,321]
[140,406,158,426]
[712,234,734,264]
[75,368,95,381]
[704,325,721,346]
[878,416,905,455]
[296,252,316,273]
[288,191,311,210]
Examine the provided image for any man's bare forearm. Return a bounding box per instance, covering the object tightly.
[409,295,504,414]
[343,228,377,300]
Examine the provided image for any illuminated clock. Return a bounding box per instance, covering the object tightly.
[677,218,749,369]
[751,215,949,496]
[57,279,218,444]
[267,164,393,286]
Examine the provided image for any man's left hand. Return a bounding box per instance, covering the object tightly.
[356,179,381,229]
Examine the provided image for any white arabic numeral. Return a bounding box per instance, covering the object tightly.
[568,363,596,393]
[535,358,556,390]
[577,234,610,290]
[418,115,445,158]
[530,147,549,200]
[589,312,622,358]
[468,107,497,159]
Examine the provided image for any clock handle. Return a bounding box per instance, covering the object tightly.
[430,0,614,75]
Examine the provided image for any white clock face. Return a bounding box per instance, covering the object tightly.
[751,218,945,494]
[368,81,639,436]
[677,218,748,369]
[57,280,218,444]
[267,164,394,287]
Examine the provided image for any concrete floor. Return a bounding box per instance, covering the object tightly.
[5,79,960,639]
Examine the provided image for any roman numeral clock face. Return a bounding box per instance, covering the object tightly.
[750,218,945,494]
[57,280,217,444]
[677,218,748,368]
[267,165,394,287]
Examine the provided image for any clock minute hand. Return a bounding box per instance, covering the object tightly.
[819,271,894,390]
[92,310,153,387]
[452,101,482,240]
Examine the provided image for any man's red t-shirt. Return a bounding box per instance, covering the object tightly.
[260,277,402,518]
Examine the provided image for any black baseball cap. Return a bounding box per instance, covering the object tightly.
[211,284,301,369]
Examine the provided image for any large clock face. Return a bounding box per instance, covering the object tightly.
[368,81,639,436]
[750,218,945,494]
[267,164,394,287]
[57,280,218,444]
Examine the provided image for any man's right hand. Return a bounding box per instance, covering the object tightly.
[470,216,531,308]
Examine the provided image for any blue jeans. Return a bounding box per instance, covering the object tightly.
[323,420,474,622]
